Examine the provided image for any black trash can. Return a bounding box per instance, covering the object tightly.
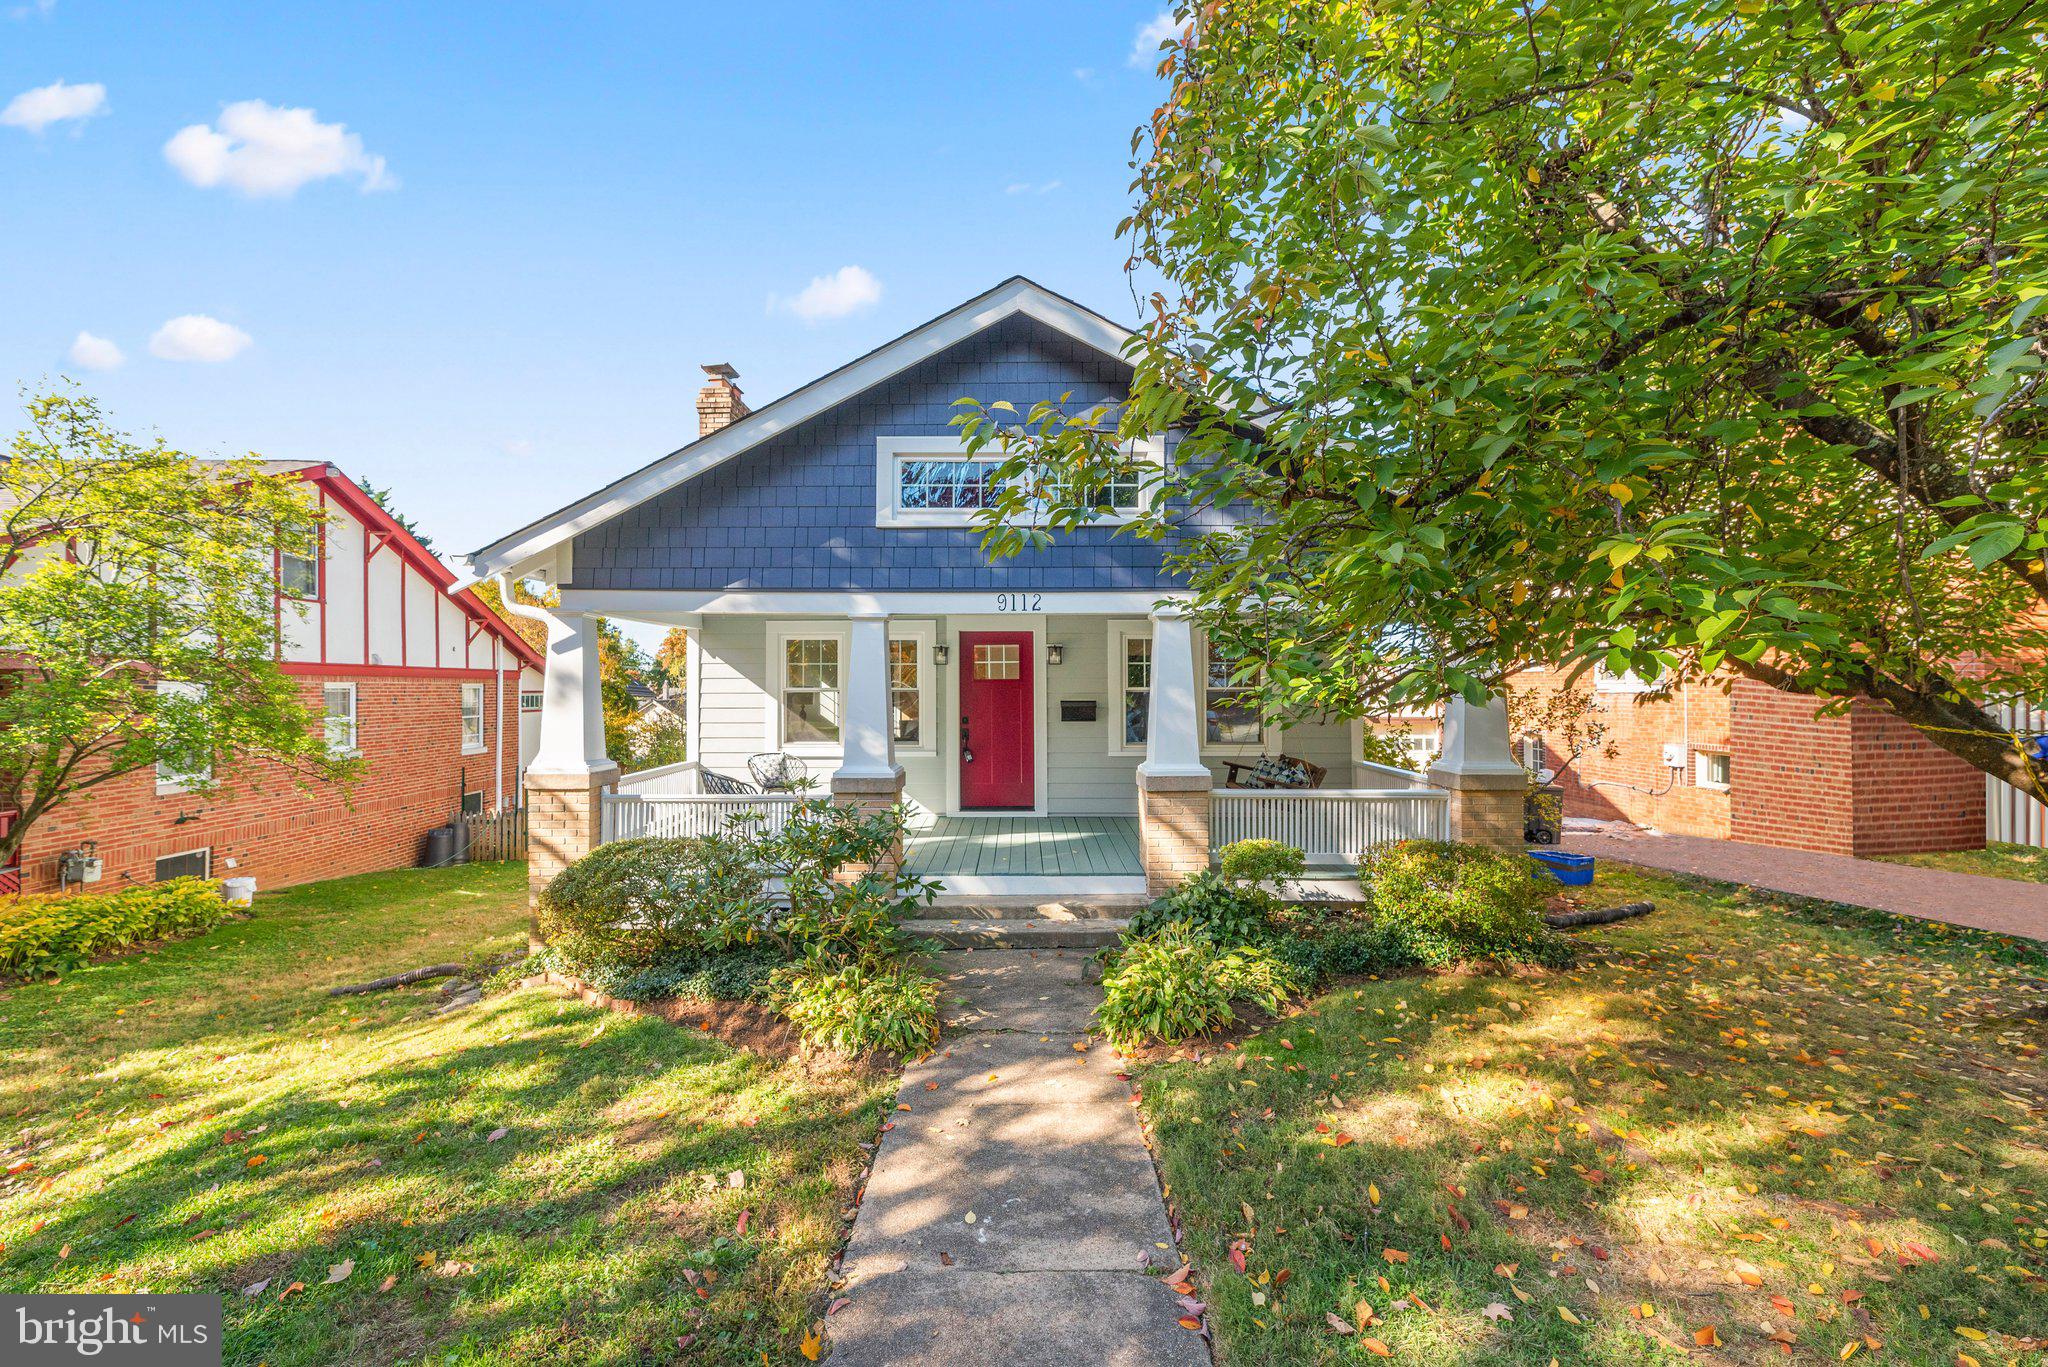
[423,825,460,868]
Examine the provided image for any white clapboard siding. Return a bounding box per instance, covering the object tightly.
[1211,788,1450,864]
[1987,700,2048,849]
[600,792,804,843]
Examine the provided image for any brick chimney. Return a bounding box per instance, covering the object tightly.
[697,363,749,437]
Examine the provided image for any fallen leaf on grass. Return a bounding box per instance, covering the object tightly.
[241,1279,269,1298]
[1362,1339,1392,1358]
[323,1259,353,1285]
[277,1281,304,1301]
[1326,1313,1355,1335]
[1483,1302,1513,1322]
[1695,1325,1722,1348]
[415,1250,438,1269]
[485,1127,508,1144]
[800,1324,823,1360]
[378,1275,396,1293]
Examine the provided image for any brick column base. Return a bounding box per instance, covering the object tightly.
[1138,771,1212,897]
[526,765,620,939]
[830,769,907,882]
[1428,774,1526,850]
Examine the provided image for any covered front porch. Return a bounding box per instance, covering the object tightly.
[521,589,1531,902]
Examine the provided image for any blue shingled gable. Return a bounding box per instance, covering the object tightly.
[567,313,1198,592]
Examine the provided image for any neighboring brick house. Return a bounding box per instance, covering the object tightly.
[1510,664,1987,857]
[10,463,545,894]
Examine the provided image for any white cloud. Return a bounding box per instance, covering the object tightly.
[164,100,393,198]
[1005,179,1063,196]
[67,331,123,371]
[1073,66,1097,82]
[1129,11,1182,66]
[9,1,57,21]
[149,315,252,363]
[770,265,883,324]
[1,79,107,133]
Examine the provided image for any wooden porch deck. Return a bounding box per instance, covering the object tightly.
[904,816,1143,878]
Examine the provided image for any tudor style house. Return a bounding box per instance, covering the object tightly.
[464,278,1527,902]
[10,463,544,894]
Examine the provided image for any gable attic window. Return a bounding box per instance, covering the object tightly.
[279,548,320,599]
[874,435,1163,529]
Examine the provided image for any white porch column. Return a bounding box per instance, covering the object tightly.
[834,611,901,783]
[1425,693,1528,849]
[1137,604,1211,894]
[504,597,619,923]
[532,608,613,776]
[832,610,906,877]
[1140,606,1208,781]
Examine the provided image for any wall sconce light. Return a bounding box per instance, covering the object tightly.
[933,644,950,666]
[1046,643,1065,666]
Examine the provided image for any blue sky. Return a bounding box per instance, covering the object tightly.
[2,2,1179,581]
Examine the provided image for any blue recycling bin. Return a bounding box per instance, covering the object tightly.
[1528,850,1595,886]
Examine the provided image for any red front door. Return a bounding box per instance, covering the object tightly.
[958,630,1034,809]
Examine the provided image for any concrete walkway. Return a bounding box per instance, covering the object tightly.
[827,950,1207,1366]
[1565,828,2048,942]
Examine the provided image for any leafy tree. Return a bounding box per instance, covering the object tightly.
[597,619,649,763]
[470,575,551,657]
[654,627,689,689]
[960,0,2047,801]
[355,477,433,550]
[0,390,358,867]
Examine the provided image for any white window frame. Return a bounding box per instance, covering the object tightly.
[278,548,321,600]
[765,621,936,759]
[519,690,544,712]
[1105,622,1278,757]
[460,681,487,754]
[1593,665,1654,694]
[888,621,937,758]
[1695,749,1732,791]
[766,622,848,759]
[154,847,212,881]
[874,434,1165,529]
[154,680,211,794]
[323,681,359,758]
[1108,620,1153,756]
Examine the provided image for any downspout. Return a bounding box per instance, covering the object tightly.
[495,572,552,800]
[492,635,505,810]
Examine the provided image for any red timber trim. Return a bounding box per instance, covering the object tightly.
[284,662,513,680]
[265,464,545,674]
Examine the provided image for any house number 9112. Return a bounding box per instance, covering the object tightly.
[993,593,1042,613]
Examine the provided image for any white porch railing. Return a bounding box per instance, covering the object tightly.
[1987,700,2048,849]
[1212,787,1450,865]
[614,759,705,797]
[601,791,805,842]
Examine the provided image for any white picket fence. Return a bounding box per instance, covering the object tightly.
[600,792,805,842]
[1987,700,2048,848]
[1211,787,1450,865]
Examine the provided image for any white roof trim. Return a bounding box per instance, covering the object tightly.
[463,277,1134,581]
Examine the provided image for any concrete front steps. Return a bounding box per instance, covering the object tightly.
[903,894,1142,949]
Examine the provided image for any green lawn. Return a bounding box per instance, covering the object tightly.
[1875,842,2048,885]
[1139,866,2048,1364]
[0,862,891,1366]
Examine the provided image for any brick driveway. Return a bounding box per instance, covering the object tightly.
[1563,829,2048,943]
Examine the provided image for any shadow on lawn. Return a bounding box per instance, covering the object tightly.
[11,989,878,1365]
[1148,920,2048,1363]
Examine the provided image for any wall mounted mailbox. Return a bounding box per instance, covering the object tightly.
[1060,700,1098,722]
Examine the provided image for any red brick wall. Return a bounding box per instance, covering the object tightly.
[1724,678,1982,856]
[15,669,521,895]
[1846,702,1985,855]
[1727,678,1859,854]
[1515,669,1987,856]
[1509,667,1734,837]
